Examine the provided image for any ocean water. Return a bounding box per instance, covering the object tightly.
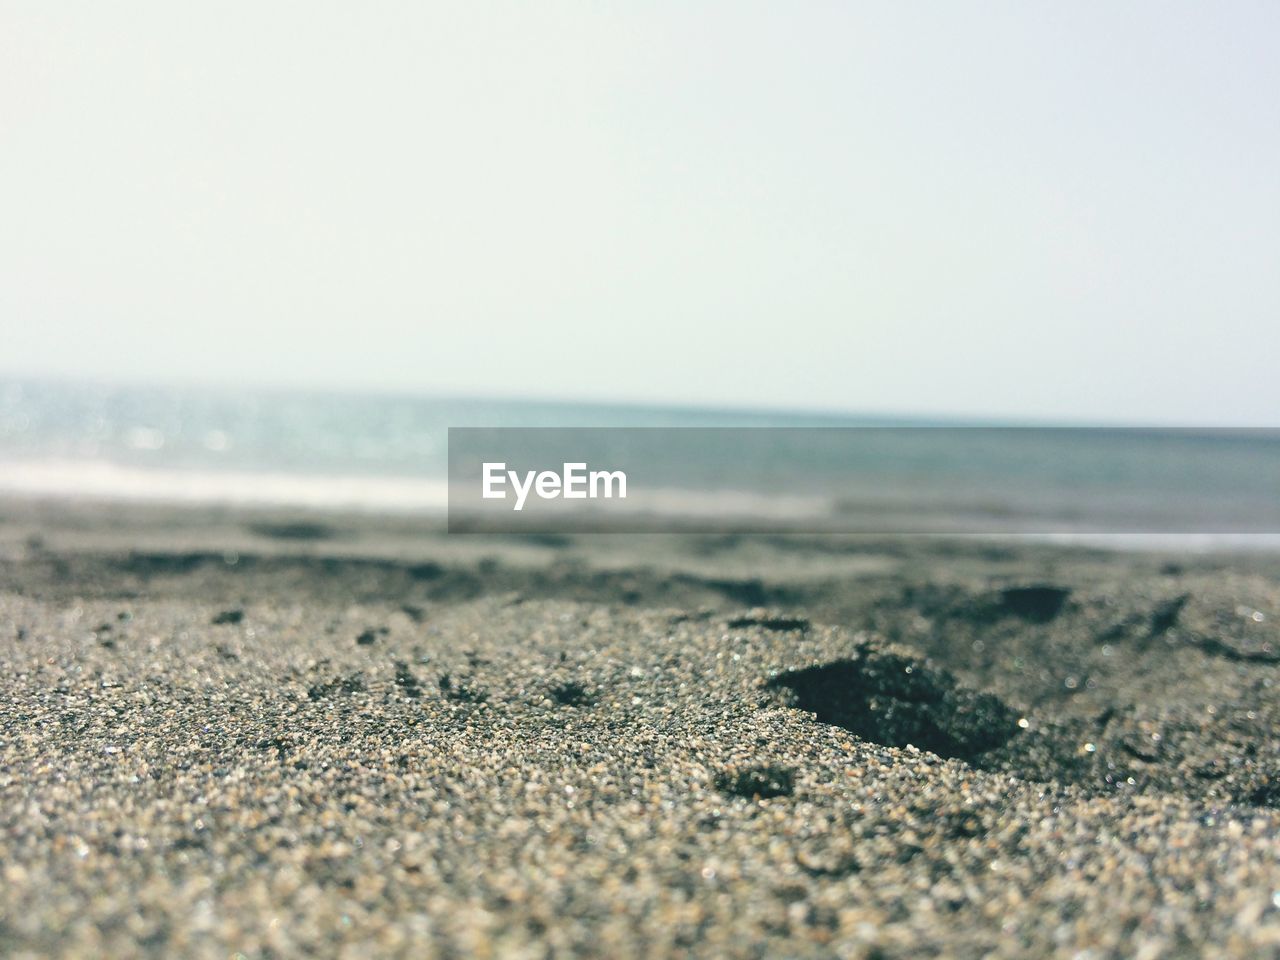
[2,378,1278,547]
[0,378,837,511]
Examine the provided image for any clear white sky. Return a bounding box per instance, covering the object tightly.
[2,2,1277,424]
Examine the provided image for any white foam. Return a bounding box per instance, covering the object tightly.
[0,458,449,513]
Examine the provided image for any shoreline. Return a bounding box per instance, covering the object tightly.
[5,485,1280,556]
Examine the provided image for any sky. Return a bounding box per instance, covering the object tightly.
[2,2,1278,425]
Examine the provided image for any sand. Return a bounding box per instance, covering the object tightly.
[2,497,1280,958]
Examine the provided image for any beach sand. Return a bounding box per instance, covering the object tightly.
[2,497,1280,957]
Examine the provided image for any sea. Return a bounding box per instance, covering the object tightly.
[2,377,1278,550]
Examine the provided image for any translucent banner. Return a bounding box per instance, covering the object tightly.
[447,427,1280,534]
